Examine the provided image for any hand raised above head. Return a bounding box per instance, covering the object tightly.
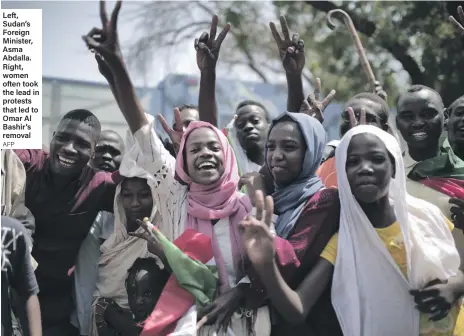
[157,108,184,154]
[128,219,164,257]
[82,0,123,66]
[196,286,243,329]
[299,78,336,123]
[269,15,305,74]
[449,6,464,38]
[195,15,231,72]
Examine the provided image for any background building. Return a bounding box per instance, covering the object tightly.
[42,75,347,145]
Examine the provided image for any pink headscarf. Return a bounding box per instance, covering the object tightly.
[175,121,252,292]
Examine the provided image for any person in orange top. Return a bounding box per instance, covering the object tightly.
[317,92,395,187]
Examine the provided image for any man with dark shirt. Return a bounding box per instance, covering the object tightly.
[15,109,116,335]
[2,216,41,336]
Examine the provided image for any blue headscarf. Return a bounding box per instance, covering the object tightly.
[266,112,326,238]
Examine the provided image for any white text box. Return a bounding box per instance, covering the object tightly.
[1,9,42,149]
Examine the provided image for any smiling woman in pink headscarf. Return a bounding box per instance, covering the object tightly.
[127,112,271,335]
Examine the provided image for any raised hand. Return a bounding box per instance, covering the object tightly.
[128,219,164,258]
[157,108,184,153]
[347,107,367,128]
[299,78,336,123]
[239,191,275,269]
[82,0,122,66]
[270,15,305,74]
[449,6,464,38]
[195,15,231,72]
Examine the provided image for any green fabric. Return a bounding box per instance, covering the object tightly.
[408,138,464,181]
[153,228,218,306]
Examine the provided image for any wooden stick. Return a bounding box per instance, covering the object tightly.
[327,9,377,91]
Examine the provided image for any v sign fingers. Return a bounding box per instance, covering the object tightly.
[254,190,265,222]
[347,107,367,129]
[449,6,464,38]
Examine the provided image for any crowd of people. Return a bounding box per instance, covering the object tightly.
[2,1,464,335]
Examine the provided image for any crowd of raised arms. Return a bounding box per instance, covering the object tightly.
[2,2,464,336]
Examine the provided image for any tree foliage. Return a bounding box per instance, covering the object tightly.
[127,1,464,106]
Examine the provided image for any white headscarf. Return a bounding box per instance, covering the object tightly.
[332,125,460,336]
[93,116,162,309]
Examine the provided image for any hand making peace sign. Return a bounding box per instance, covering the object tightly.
[270,15,305,74]
[449,6,464,38]
[195,15,231,72]
[157,108,184,154]
[299,78,336,123]
[83,1,123,66]
[239,191,275,269]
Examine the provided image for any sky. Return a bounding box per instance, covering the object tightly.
[0,0,409,91]
[1,1,264,87]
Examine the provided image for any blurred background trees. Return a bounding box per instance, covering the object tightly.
[126,1,464,106]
